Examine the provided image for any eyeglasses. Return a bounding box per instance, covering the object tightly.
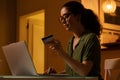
[59,13,72,24]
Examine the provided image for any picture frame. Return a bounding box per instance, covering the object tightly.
[104,4,120,25]
[99,0,120,44]
[100,0,120,30]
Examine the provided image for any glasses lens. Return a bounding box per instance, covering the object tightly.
[59,13,71,24]
[59,16,64,23]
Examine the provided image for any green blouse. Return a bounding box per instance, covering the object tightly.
[66,31,101,77]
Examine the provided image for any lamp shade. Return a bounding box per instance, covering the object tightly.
[102,0,116,13]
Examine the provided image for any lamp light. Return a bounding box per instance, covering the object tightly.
[102,0,116,13]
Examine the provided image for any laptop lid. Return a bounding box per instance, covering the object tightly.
[2,41,38,76]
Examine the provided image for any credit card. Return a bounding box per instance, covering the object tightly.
[42,35,54,43]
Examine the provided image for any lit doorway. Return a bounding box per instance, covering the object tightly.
[19,10,45,74]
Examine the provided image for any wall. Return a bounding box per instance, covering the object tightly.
[82,0,99,17]
[0,0,16,74]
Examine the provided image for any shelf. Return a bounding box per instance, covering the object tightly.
[101,42,120,50]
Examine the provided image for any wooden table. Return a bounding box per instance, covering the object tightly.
[0,76,98,80]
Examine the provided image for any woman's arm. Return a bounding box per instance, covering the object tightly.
[57,48,93,76]
[46,39,93,76]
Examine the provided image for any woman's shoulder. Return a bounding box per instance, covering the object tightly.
[81,32,99,42]
[82,31,96,39]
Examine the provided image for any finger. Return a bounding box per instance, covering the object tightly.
[49,45,55,49]
[51,47,55,50]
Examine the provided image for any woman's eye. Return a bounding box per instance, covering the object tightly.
[64,14,69,18]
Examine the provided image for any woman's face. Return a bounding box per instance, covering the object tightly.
[60,7,80,31]
[59,7,73,31]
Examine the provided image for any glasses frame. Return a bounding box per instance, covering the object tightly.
[59,13,72,24]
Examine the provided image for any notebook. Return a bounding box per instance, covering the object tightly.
[2,41,39,76]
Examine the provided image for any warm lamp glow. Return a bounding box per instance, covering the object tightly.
[102,0,116,13]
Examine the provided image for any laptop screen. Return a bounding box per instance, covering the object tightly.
[2,41,38,76]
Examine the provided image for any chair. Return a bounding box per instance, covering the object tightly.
[104,58,120,80]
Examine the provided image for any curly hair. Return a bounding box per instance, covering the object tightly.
[62,1,102,37]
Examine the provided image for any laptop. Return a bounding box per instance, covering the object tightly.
[2,41,69,77]
[2,41,38,76]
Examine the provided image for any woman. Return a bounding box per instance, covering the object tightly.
[45,1,103,80]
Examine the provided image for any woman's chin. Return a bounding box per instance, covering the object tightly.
[65,27,70,31]
[63,25,70,31]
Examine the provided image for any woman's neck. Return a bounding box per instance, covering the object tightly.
[73,27,85,39]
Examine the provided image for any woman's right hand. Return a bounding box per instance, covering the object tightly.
[45,39,64,53]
